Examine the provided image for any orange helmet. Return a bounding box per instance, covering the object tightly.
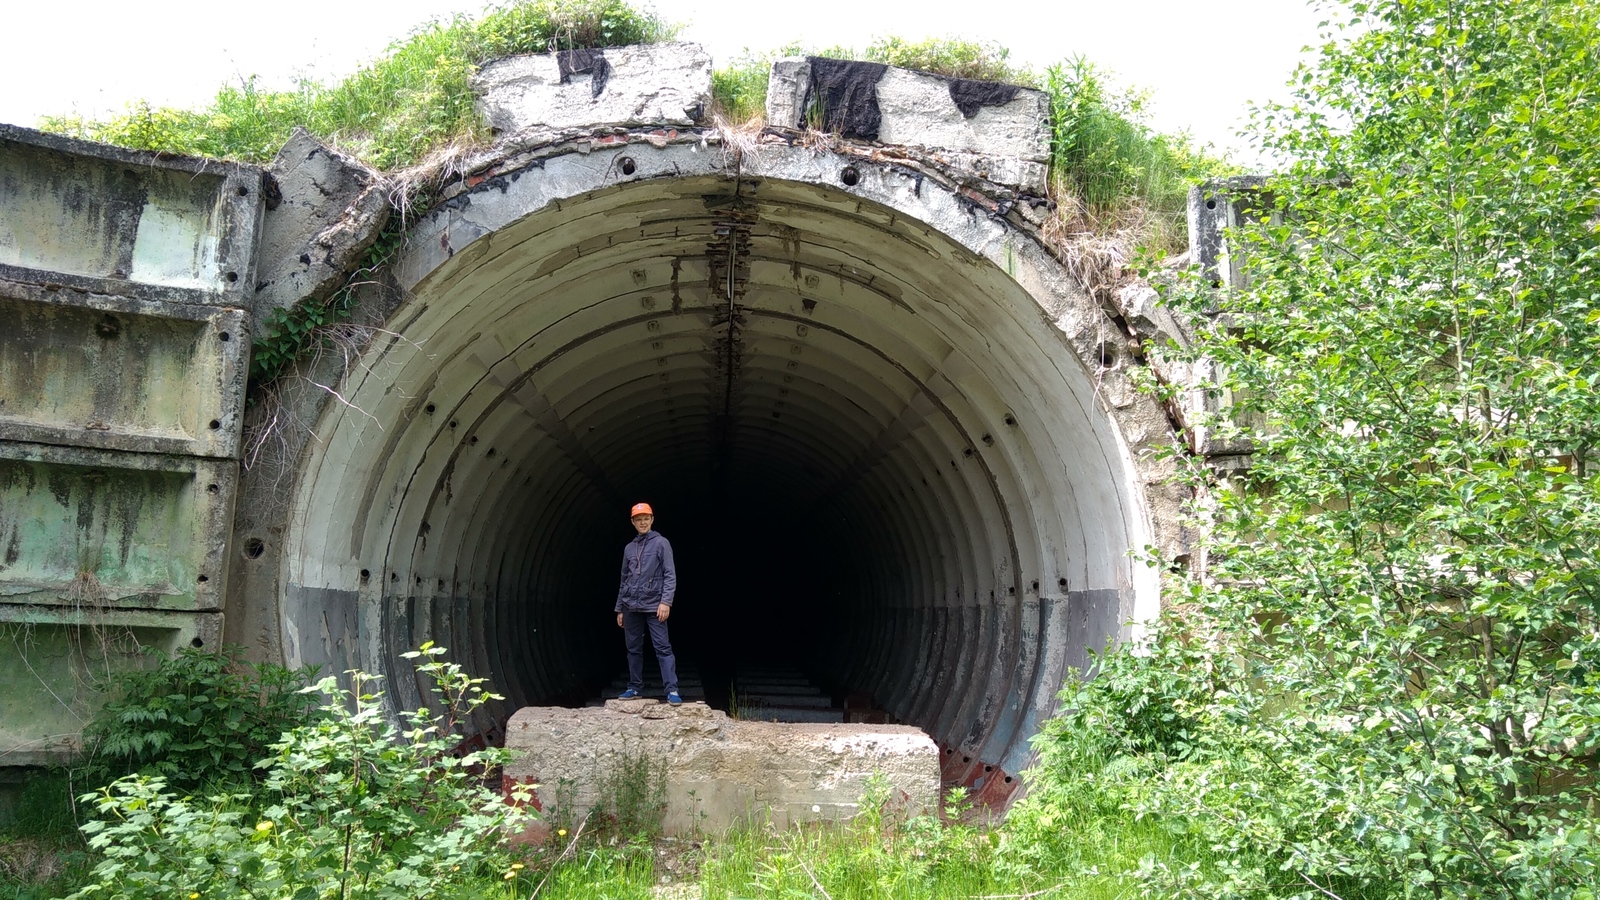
[630,502,654,518]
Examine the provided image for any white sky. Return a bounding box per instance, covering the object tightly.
[0,0,1326,162]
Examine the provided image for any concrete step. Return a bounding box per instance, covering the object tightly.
[732,669,819,682]
[734,682,831,696]
[736,706,847,724]
[738,693,833,709]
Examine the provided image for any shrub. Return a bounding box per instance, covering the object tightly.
[68,643,533,900]
[78,645,319,793]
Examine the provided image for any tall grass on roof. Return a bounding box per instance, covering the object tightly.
[40,0,677,170]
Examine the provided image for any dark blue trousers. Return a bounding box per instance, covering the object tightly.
[622,609,678,695]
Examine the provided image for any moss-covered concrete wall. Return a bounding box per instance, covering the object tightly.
[0,125,260,765]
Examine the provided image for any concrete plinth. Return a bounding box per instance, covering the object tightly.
[503,700,940,838]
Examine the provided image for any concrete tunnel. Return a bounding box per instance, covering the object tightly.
[268,137,1173,789]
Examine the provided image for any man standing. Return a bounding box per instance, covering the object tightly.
[615,502,680,705]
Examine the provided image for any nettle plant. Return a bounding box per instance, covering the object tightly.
[79,645,320,792]
[70,644,534,900]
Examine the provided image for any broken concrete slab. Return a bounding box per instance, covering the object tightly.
[504,702,940,837]
[473,43,711,135]
[253,127,390,319]
[765,57,1050,193]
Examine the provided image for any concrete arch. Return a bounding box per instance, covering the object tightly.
[274,135,1180,785]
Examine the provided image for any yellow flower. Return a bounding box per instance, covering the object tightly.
[255,821,274,832]
[511,862,525,870]
[189,894,200,899]
[557,828,568,837]
[503,872,516,881]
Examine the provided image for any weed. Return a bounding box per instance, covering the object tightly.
[596,747,668,840]
[710,50,780,123]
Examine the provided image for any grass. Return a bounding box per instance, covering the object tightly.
[0,770,1207,900]
[0,771,91,900]
[488,802,1187,900]
[40,0,677,170]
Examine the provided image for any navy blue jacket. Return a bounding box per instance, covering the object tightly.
[615,530,676,613]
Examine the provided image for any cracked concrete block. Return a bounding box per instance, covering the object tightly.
[254,127,390,320]
[765,57,1050,193]
[504,703,939,837]
[473,43,711,134]
[765,58,813,132]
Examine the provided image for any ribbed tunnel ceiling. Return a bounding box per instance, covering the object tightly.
[281,149,1159,779]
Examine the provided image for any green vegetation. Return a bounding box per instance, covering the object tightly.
[855,35,1035,85]
[246,217,407,390]
[2,647,317,900]
[0,771,93,900]
[1086,0,1600,895]
[67,644,532,900]
[595,749,669,840]
[709,49,786,122]
[1044,56,1232,240]
[41,0,676,169]
[500,774,1190,900]
[78,646,319,792]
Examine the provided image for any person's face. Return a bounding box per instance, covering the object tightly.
[631,514,653,534]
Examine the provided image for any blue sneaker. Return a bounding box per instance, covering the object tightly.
[667,691,682,706]
[618,688,640,700]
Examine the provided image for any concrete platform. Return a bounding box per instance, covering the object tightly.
[503,700,938,840]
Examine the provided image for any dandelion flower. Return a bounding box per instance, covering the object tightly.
[558,829,568,837]
[511,863,525,870]
[503,872,516,881]
[255,821,274,832]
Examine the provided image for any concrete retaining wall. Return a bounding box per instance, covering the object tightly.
[0,125,261,765]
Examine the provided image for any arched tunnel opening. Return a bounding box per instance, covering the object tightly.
[277,150,1160,783]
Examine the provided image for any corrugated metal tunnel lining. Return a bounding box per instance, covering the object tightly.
[278,143,1162,785]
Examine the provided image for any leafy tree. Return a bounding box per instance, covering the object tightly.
[1029,1,1600,897]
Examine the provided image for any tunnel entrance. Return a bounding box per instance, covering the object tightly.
[274,142,1165,789]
